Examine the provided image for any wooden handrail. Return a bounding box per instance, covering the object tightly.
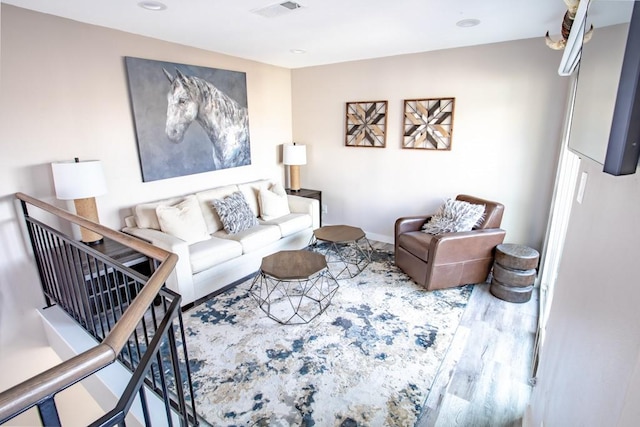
[0,346,114,420]
[15,192,169,261]
[0,193,178,422]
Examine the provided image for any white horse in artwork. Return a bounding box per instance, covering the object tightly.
[163,68,251,169]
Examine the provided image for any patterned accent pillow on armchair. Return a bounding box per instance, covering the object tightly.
[422,199,485,235]
[211,191,259,234]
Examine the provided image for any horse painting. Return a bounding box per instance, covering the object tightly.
[163,68,251,170]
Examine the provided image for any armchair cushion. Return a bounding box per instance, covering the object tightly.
[422,199,485,235]
[397,231,435,262]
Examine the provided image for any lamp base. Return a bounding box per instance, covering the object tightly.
[73,197,104,244]
[289,165,301,191]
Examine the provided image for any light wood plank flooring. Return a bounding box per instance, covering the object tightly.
[373,242,538,427]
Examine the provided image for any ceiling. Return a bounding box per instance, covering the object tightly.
[3,0,574,68]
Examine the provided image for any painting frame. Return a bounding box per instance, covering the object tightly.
[345,100,388,148]
[124,56,251,182]
[402,98,455,150]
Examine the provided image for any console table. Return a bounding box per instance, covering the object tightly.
[285,188,322,225]
[77,238,149,313]
[90,237,149,269]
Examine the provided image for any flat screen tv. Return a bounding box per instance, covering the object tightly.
[568,0,640,176]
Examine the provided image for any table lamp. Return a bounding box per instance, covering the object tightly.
[283,143,307,191]
[51,158,107,245]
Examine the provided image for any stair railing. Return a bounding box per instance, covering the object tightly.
[0,193,198,426]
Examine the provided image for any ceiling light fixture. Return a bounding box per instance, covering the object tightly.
[281,1,301,10]
[456,18,481,28]
[253,2,303,18]
[290,49,307,54]
[138,1,167,11]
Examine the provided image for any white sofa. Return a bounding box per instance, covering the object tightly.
[123,179,319,307]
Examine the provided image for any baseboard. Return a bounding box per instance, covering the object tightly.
[365,230,393,244]
[189,271,258,310]
[317,221,393,245]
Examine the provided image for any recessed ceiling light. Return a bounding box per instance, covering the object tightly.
[138,1,167,11]
[456,18,481,28]
[290,49,307,54]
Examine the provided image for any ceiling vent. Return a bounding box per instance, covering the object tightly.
[252,1,303,18]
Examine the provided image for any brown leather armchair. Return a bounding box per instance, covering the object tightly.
[394,194,506,291]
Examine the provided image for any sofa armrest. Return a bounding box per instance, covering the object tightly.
[123,226,188,252]
[395,215,431,254]
[122,226,197,305]
[395,215,430,236]
[287,195,320,229]
[428,228,507,265]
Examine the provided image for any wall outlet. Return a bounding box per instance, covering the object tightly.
[322,204,328,214]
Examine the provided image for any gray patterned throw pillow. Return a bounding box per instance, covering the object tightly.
[211,191,259,234]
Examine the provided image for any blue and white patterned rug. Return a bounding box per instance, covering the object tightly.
[182,249,473,426]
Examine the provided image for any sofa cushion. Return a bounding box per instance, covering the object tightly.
[398,231,435,262]
[260,213,311,237]
[189,236,243,274]
[422,199,485,235]
[214,224,281,253]
[134,197,183,230]
[237,179,271,217]
[259,183,290,221]
[211,191,259,234]
[155,196,210,244]
[195,185,239,234]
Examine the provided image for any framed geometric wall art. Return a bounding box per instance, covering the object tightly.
[124,56,251,182]
[403,98,455,150]
[345,100,388,148]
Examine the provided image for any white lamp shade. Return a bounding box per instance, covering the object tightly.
[51,160,107,200]
[283,144,307,165]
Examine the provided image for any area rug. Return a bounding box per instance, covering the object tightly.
[182,249,473,426]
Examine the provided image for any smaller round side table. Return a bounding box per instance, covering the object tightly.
[310,225,373,279]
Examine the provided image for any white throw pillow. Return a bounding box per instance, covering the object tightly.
[259,183,290,221]
[134,197,182,230]
[156,196,210,244]
[422,199,485,235]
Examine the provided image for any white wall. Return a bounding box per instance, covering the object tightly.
[2,5,587,422]
[529,158,640,426]
[0,4,292,355]
[291,38,569,246]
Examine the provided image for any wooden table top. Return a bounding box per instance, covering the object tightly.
[260,250,327,280]
[496,243,539,260]
[314,225,365,243]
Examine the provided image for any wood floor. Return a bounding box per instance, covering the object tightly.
[372,242,538,427]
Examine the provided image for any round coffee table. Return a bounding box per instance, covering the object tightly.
[249,250,339,324]
[310,225,373,279]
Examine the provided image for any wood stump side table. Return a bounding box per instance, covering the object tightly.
[490,243,539,303]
